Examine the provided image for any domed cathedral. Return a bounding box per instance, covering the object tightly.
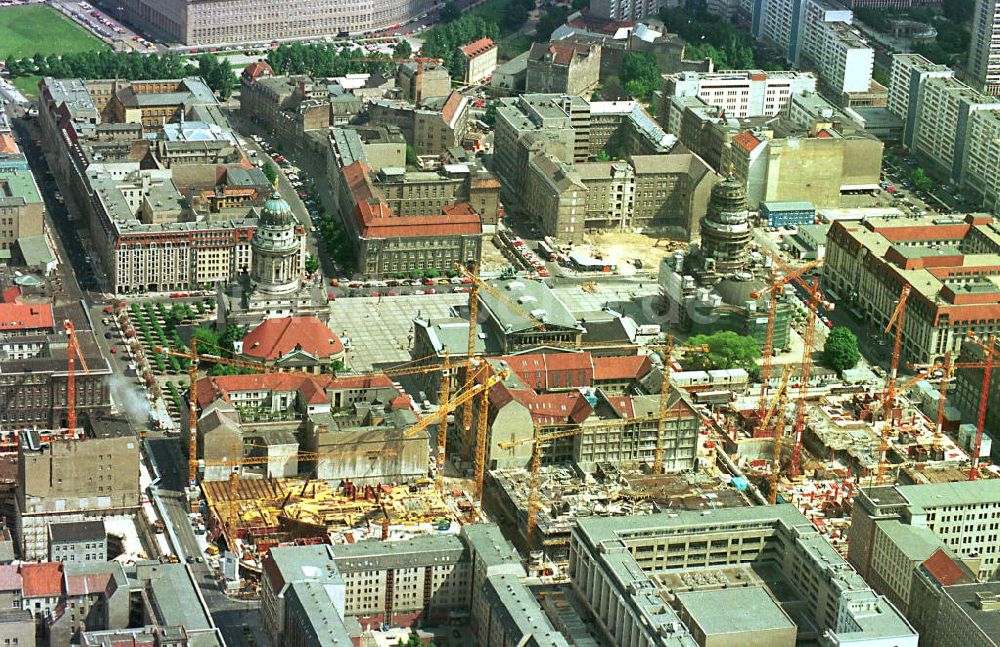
[216,189,328,328]
[250,192,305,296]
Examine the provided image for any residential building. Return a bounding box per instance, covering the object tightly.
[588,0,664,21]
[959,106,1000,210]
[16,417,140,560]
[327,126,407,176]
[968,0,1000,94]
[662,70,818,119]
[49,520,107,565]
[823,213,1000,366]
[0,167,45,253]
[569,505,918,647]
[909,75,1000,182]
[334,160,483,278]
[526,42,602,96]
[887,54,955,148]
[236,316,345,373]
[0,609,34,647]
[397,62,452,102]
[752,0,807,61]
[365,92,471,156]
[37,77,274,295]
[927,582,1000,647]
[849,480,1000,582]
[796,0,876,101]
[459,37,498,86]
[98,0,435,45]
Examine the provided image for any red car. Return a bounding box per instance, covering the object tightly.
[422,278,435,286]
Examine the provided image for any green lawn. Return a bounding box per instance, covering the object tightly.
[0,4,108,59]
[11,75,42,98]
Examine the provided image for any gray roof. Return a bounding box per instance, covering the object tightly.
[676,587,795,636]
[941,582,1000,641]
[143,564,213,630]
[285,580,354,647]
[898,479,1000,511]
[461,524,522,572]
[479,279,583,334]
[874,520,945,562]
[16,236,57,268]
[414,317,488,356]
[331,534,465,572]
[50,520,106,543]
[481,574,571,647]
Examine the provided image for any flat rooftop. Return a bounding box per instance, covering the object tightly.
[675,586,796,637]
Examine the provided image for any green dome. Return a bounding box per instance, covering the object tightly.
[260,192,294,227]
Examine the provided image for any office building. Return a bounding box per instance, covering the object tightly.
[849,480,1000,583]
[459,37,498,86]
[760,200,816,227]
[37,77,275,295]
[0,167,44,253]
[569,505,917,646]
[824,213,1000,366]
[968,0,1000,94]
[99,0,435,45]
[951,341,1000,464]
[662,70,818,119]
[365,92,471,156]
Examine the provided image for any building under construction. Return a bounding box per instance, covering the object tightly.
[201,476,473,572]
[484,463,753,560]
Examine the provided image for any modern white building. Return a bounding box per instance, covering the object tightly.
[588,0,664,21]
[968,0,1000,94]
[910,74,1000,181]
[662,70,818,119]
[887,53,955,146]
[797,0,874,97]
[752,0,807,61]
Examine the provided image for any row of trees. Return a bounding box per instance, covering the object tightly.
[659,5,765,70]
[2,50,236,98]
[265,42,404,77]
[681,326,862,374]
[421,14,502,79]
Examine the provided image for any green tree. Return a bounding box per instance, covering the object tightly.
[305,253,320,274]
[262,161,277,186]
[406,144,419,167]
[535,6,570,42]
[911,167,934,193]
[823,327,861,372]
[219,324,243,354]
[440,1,461,22]
[684,331,761,372]
[595,149,612,162]
[394,39,413,59]
[191,326,221,350]
[482,101,498,127]
[620,52,660,100]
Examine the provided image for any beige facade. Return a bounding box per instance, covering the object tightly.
[526,42,601,96]
[0,169,45,251]
[459,38,498,86]
[110,0,435,45]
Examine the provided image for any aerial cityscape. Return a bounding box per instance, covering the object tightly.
[0,0,999,645]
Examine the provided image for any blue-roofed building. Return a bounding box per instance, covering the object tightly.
[760,200,816,227]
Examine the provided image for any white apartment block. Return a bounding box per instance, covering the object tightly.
[662,70,818,119]
[588,0,664,21]
[968,0,1000,94]
[959,106,1000,210]
[752,0,806,61]
[911,75,1000,182]
[887,54,955,147]
[797,0,874,96]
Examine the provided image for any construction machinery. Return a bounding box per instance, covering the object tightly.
[64,320,89,434]
[497,424,586,549]
[750,256,824,417]
[957,333,997,480]
[876,285,911,484]
[762,366,794,504]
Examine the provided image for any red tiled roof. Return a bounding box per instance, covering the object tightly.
[0,303,54,331]
[197,372,399,409]
[531,41,593,66]
[921,548,971,586]
[513,390,593,425]
[343,161,483,239]
[605,395,634,419]
[500,351,594,391]
[21,562,64,598]
[0,134,19,154]
[390,394,412,409]
[877,224,971,242]
[64,572,114,597]
[460,37,496,58]
[242,60,274,82]
[242,316,344,361]
[593,355,652,381]
[440,91,466,126]
[815,129,834,138]
[1,286,20,303]
[732,130,763,153]
[565,8,633,34]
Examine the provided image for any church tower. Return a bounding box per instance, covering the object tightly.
[250,191,302,296]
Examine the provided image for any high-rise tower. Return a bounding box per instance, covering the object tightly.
[699,174,753,273]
